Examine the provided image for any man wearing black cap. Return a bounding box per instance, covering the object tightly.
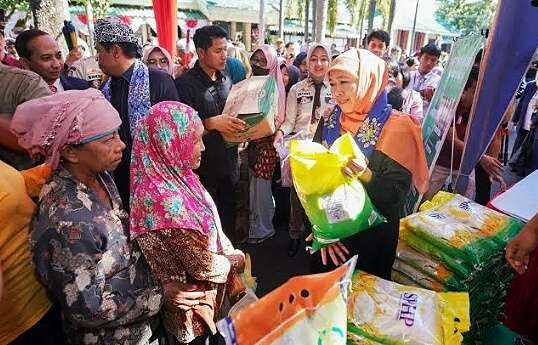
[94,17,178,208]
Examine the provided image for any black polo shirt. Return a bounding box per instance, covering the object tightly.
[175,62,237,181]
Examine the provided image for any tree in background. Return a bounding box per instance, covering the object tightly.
[366,0,375,32]
[436,0,496,35]
[0,0,110,24]
[72,0,111,19]
[0,0,29,21]
[281,0,397,42]
[343,0,393,46]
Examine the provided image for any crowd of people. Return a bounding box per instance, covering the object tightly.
[1,17,537,345]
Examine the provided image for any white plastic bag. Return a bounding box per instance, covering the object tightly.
[228,288,258,316]
[274,131,308,187]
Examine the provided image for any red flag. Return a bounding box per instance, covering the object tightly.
[152,0,178,59]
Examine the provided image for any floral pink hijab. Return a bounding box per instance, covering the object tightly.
[129,101,221,243]
[254,44,286,127]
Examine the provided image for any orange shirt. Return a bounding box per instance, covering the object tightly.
[0,161,52,344]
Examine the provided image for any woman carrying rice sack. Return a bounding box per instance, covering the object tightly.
[310,48,429,279]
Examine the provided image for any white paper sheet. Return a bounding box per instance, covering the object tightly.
[491,170,538,222]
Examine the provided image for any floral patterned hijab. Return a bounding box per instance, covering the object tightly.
[129,102,222,243]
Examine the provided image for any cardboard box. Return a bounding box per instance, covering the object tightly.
[222,75,278,144]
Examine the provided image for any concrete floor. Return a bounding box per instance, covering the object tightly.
[237,226,311,297]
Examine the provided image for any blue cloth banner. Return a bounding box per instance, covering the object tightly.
[456,0,538,193]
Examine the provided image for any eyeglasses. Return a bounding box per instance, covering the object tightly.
[147,58,169,66]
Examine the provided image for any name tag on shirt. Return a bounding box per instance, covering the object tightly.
[297,89,314,104]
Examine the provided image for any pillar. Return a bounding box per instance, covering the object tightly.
[230,21,237,41]
[244,22,252,51]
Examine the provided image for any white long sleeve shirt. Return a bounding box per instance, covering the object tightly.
[280,78,334,138]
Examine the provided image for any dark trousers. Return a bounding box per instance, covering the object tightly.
[199,170,239,242]
[271,160,290,230]
[9,305,65,345]
[474,164,492,206]
[309,220,399,280]
[187,334,224,345]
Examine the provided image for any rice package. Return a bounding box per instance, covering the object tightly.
[393,259,447,292]
[421,192,523,246]
[395,243,465,291]
[391,270,420,287]
[400,228,472,278]
[217,256,357,345]
[401,210,498,265]
[347,272,470,345]
[289,133,385,252]
[221,75,279,144]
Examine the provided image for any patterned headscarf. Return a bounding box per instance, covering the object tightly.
[94,17,142,58]
[253,44,286,127]
[10,89,121,169]
[129,102,223,245]
[101,59,150,135]
[95,17,138,44]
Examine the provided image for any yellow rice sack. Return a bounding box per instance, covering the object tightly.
[348,272,470,345]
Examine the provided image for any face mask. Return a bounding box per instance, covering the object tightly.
[252,65,270,76]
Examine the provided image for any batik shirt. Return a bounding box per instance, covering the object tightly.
[31,166,163,345]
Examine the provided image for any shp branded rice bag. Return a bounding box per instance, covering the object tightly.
[289,133,385,252]
[347,272,470,345]
[391,270,421,287]
[400,228,472,278]
[422,192,523,246]
[395,243,465,291]
[217,256,357,345]
[401,210,498,265]
[393,259,447,292]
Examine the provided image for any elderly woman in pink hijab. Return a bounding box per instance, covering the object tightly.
[239,44,286,244]
[10,89,199,345]
[129,101,246,345]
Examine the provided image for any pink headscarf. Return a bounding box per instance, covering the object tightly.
[10,89,121,169]
[129,101,221,242]
[253,44,286,127]
[142,45,175,76]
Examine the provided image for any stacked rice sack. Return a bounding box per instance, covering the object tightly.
[347,271,470,345]
[394,192,524,344]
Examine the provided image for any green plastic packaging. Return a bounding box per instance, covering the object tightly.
[289,133,385,252]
